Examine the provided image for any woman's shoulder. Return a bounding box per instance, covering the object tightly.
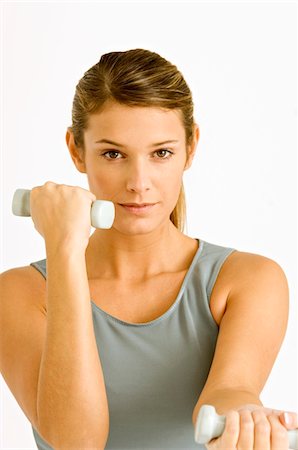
[222,248,285,276]
[0,265,47,433]
[0,264,47,313]
[217,247,287,299]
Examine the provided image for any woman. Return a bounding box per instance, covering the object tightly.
[0,48,297,450]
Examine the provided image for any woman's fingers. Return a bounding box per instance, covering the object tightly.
[237,409,289,450]
[212,409,239,449]
[205,409,239,449]
[252,409,272,450]
[279,410,298,429]
[206,408,291,450]
[30,182,97,248]
[237,409,254,449]
[267,414,289,450]
[205,406,295,450]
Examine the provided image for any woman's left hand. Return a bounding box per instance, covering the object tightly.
[206,403,298,450]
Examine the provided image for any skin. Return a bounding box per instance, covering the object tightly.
[66,99,200,281]
[65,99,298,448]
[206,404,297,449]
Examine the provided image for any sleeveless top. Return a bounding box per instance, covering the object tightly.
[29,238,237,449]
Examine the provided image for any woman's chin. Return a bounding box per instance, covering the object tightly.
[112,218,165,236]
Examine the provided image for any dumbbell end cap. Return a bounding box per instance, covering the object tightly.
[194,404,217,444]
[12,189,31,216]
[91,200,115,229]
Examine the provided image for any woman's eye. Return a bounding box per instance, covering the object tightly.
[102,150,122,159]
[155,149,173,159]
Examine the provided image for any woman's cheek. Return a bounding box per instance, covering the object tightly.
[86,170,119,199]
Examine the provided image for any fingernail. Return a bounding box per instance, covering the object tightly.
[283,412,292,426]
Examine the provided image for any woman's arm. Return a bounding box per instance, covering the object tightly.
[192,253,297,447]
[27,183,109,448]
[0,247,109,449]
[37,246,109,448]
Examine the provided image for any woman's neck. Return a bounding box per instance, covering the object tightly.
[85,223,197,282]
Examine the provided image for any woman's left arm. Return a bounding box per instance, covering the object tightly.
[192,253,297,448]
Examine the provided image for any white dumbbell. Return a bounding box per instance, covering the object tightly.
[195,405,298,449]
[12,189,115,229]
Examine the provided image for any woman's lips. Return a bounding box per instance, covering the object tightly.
[119,203,156,215]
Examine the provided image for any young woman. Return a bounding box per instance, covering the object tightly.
[1,48,297,450]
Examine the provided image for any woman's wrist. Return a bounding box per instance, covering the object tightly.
[45,238,88,260]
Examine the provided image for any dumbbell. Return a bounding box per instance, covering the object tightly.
[195,405,298,449]
[12,189,115,229]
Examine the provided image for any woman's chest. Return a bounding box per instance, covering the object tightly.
[88,267,231,325]
[88,271,188,324]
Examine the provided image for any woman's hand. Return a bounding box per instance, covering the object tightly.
[30,181,97,253]
[206,403,298,450]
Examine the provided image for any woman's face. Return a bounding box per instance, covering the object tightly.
[68,100,199,235]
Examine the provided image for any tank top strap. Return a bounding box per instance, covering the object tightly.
[30,259,47,279]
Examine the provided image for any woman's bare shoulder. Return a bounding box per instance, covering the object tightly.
[0,265,47,313]
[223,249,286,288]
[210,249,286,326]
[0,265,48,432]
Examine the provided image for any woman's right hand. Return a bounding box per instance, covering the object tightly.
[30,181,97,253]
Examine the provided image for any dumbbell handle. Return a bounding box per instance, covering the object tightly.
[195,405,298,449]
[12,189,115,229]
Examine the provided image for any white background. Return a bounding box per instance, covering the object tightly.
[1,1,297,448]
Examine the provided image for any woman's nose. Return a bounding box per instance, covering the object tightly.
[126,160,152,193]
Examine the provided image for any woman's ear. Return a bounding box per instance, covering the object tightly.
[184,123,200,171]
[65,128,86,173]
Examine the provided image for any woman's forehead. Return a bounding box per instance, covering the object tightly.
[86,105,184,135]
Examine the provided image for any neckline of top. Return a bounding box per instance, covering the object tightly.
[90,238,205,328]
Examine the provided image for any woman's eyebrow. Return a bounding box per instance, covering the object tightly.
[94,139,179,147]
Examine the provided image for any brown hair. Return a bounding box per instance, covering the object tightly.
[69,48,196,232]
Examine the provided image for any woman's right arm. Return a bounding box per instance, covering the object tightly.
[1,182,110,449]
[0,250,109,449]
[37,245,109,448]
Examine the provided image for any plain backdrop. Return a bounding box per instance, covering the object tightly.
[1,1,297,448]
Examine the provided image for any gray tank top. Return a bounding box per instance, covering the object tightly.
[29,238,237,449]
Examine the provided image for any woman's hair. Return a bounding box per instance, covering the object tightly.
[69,48,196,232]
